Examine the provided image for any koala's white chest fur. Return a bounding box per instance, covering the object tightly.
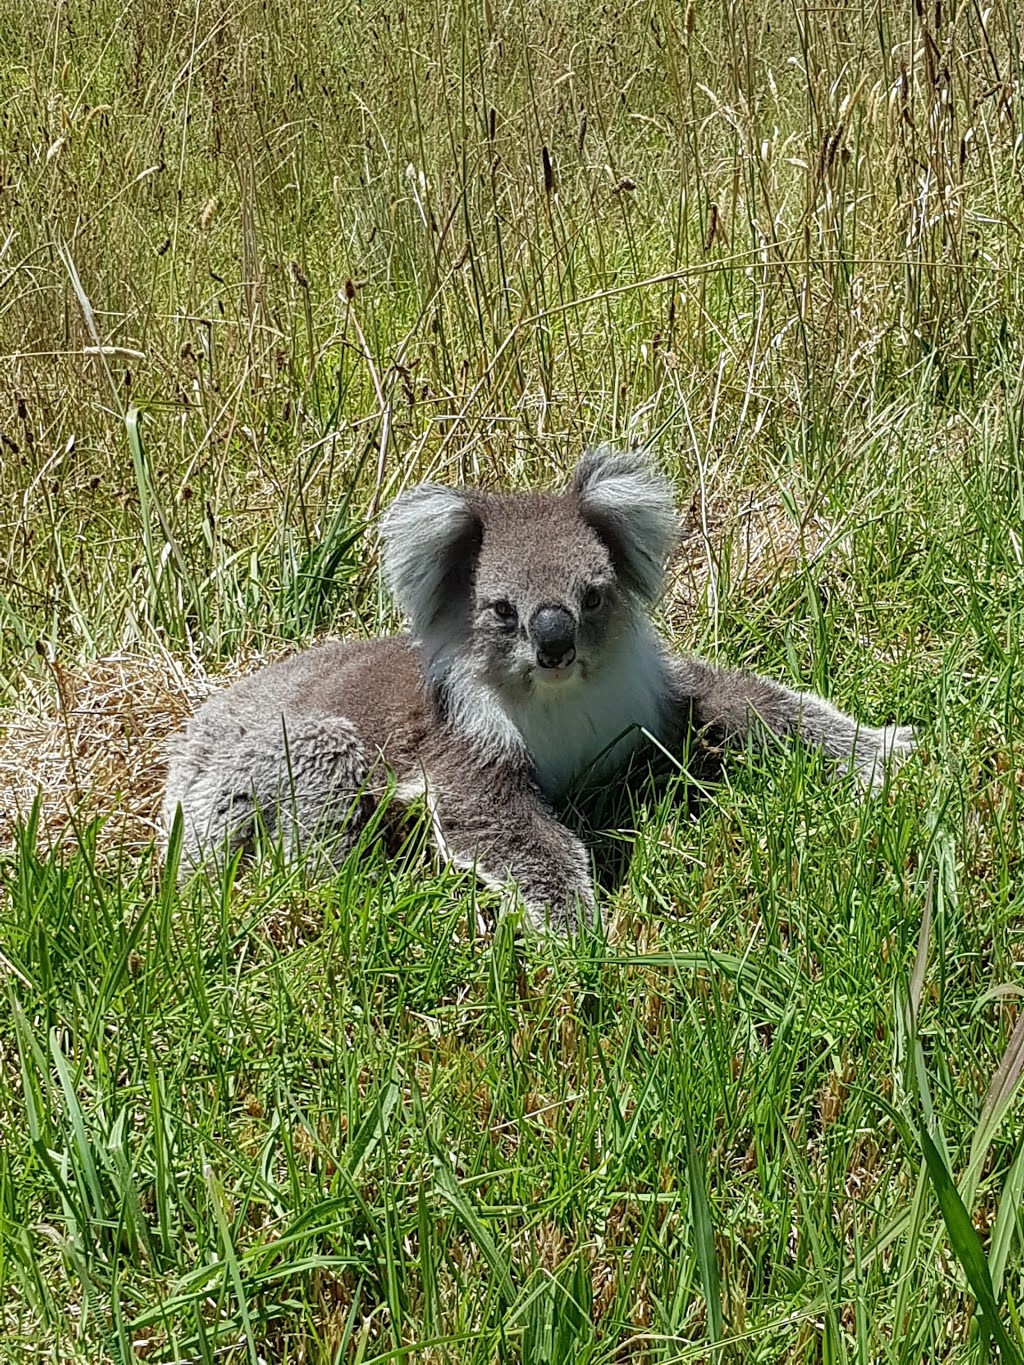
[450,622,674,797]
[511,661,666,796]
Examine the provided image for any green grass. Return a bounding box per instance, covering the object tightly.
[2,0,1024,1359]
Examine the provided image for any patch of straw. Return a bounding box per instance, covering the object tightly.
[1,649,240,855]
[665,484,837,633]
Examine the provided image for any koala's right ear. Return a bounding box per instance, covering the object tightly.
[381,484,483,634]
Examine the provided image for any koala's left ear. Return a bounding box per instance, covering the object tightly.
[573,446,677,600]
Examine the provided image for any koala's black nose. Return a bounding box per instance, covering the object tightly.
[532,605,577,669]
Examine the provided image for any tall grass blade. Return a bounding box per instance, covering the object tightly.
[682,1096,723,1347]
[429,1146,515,1305]
[916,1127,1022,1364]
[990,1137,1024,1303]
[204,1161,259,1365]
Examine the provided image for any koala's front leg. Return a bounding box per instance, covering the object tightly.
[424,761,596,935]
[669,655,915,792]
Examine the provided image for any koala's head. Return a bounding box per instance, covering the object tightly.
[381,447,677,695]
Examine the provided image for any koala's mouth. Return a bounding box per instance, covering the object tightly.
[532,659,581,687]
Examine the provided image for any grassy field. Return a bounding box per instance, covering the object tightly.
[2,0,1024,1359]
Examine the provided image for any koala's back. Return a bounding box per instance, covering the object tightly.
[181,635,430,759]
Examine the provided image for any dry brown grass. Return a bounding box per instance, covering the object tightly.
[1,649,211,854]
[666,482,837,632]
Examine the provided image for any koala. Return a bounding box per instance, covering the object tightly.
[161,448,916,933]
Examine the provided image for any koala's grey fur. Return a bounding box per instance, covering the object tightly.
[162,448,916,933]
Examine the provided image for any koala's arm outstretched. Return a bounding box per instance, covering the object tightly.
[422,752,595,935]
[668,655,915,791]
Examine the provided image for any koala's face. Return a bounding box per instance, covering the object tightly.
[382,448,676,698]
[469,498,628,695]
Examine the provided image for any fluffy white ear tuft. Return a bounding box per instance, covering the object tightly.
[573,446,677,600]
[381,483,482,635]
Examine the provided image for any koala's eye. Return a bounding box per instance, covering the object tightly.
[583,586,602,611]
[493,599,517,622]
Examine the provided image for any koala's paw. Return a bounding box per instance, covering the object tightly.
[519,883,599,938]
[851,723,917,793]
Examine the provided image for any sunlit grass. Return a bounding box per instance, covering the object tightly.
[2,0,1024,1359]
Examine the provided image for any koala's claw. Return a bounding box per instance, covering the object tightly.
[852,723,917,793]
[520,887,599,938]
